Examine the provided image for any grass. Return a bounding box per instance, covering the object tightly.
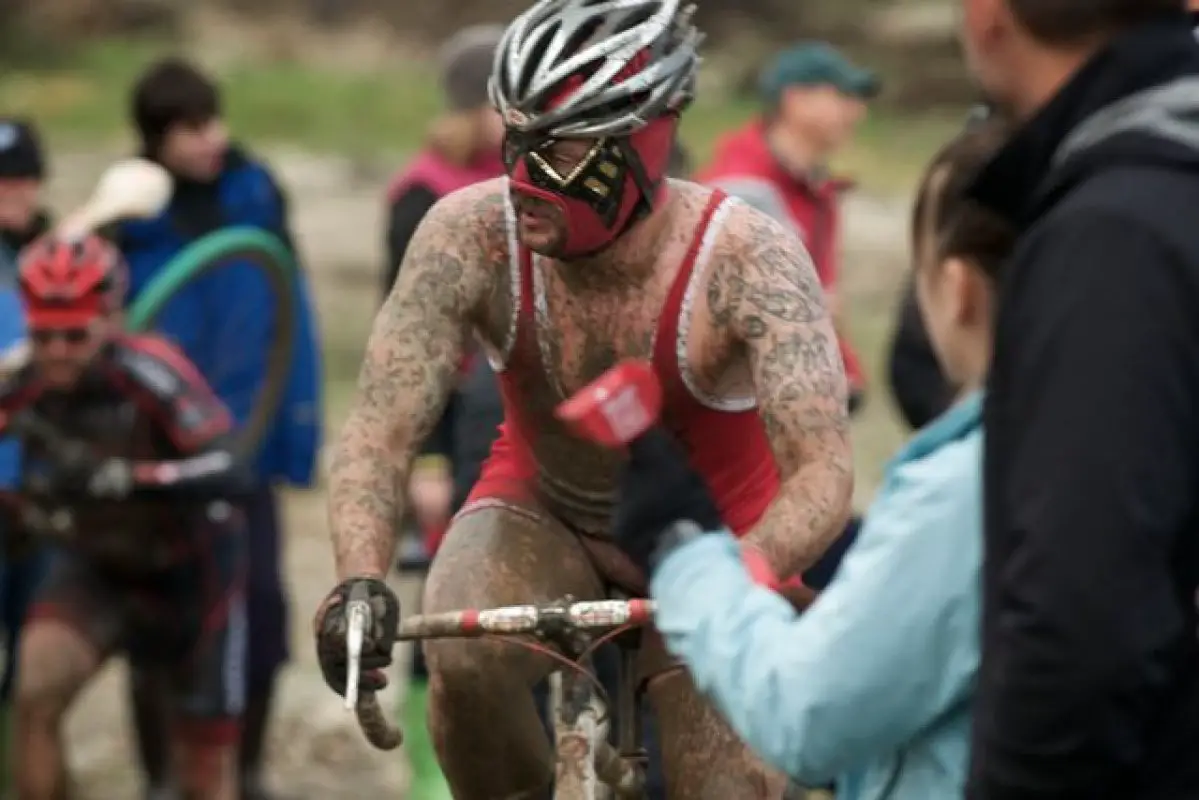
[0,38,962,195]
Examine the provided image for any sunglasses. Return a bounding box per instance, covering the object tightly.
[31,327,90,345]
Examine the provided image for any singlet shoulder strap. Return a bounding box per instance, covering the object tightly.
[652,189,728,380]
[490,193,530,372]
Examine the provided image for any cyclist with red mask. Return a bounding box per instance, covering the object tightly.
[314,0,852,796]
[0,235,248,800]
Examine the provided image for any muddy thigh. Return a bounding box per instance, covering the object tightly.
[422,499,604,799]
[643,632,789,799]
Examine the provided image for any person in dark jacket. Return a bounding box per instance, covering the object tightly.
[959,3,1199,796]
[113,59,323,800]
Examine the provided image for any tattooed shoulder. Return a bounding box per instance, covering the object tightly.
[387,179,510,329]
[705,200,830,333]
[365,180,508,408]
[706,200,848,471]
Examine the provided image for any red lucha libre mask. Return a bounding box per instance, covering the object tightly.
[503,79,680,259]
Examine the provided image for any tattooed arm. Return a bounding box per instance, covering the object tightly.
[712,203,854,578]
[328,183,502,580]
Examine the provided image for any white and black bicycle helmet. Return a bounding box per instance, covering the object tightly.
[489,0,702,140]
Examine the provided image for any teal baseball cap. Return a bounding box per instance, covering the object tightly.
[759,42,880,103]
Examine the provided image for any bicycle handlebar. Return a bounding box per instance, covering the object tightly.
[0,411,243,549]
[348,597,656,751]
[395,597,655,641]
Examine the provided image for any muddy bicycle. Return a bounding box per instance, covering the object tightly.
[350,592,659,798]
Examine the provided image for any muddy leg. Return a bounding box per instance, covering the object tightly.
[14,619,108,800]
[173,734,237,800]
[648,665,788,799]
[423,501,603,799]
[14,558,119,800]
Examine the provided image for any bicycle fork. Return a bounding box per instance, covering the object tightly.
[550,659,644,798]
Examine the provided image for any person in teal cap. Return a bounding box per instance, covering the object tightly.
[697,41,877,414]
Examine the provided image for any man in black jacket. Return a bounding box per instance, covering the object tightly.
[960,2,1199,797]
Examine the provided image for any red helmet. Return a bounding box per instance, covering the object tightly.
[18,234,128,328]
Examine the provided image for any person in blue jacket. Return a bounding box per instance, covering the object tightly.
[608,117,1014,799]
[112,59,322,800]
[0,118,53,775]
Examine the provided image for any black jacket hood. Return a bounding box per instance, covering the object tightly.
[971,12,1199,228]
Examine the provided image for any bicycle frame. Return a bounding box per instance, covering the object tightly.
[351,596,655,799]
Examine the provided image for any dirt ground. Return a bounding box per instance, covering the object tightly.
[38,148,913,798]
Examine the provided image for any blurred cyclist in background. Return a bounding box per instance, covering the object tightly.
[4,235,249,800]
[113,58,323,800]
[0,118,52,779]
[696,42,876,413]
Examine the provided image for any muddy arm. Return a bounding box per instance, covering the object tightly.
[327,185,500,580]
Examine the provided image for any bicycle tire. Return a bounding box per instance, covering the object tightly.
[125,226,297,462]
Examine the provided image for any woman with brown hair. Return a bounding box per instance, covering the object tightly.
[609,117,1014,800]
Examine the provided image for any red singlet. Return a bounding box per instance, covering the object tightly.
[466,189,780,536]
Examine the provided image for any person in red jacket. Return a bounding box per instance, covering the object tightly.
[696,42,877,411]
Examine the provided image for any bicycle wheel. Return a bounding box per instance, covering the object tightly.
[125,226,297,462]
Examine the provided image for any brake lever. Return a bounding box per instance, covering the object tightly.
[342,581,403,750]
[344,581,371,710]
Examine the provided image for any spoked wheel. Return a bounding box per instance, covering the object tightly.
[124,226,297,462]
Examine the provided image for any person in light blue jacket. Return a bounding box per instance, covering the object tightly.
[610,117,1014,799]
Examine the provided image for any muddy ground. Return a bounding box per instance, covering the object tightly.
[39,149,912,798]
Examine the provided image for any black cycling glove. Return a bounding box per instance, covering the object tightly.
[314,577,401,697]
[613,426,724,576]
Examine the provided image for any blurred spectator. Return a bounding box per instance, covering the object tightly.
[696,42,877,413]
[0,120,49,260]
[0,118,51,777]
[113,58,323,800]
[383,24,506,293]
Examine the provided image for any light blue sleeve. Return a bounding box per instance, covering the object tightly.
[650,448,981,784]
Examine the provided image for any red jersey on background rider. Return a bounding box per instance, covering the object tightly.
[0,235,248,800]
[696,42,878,409]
